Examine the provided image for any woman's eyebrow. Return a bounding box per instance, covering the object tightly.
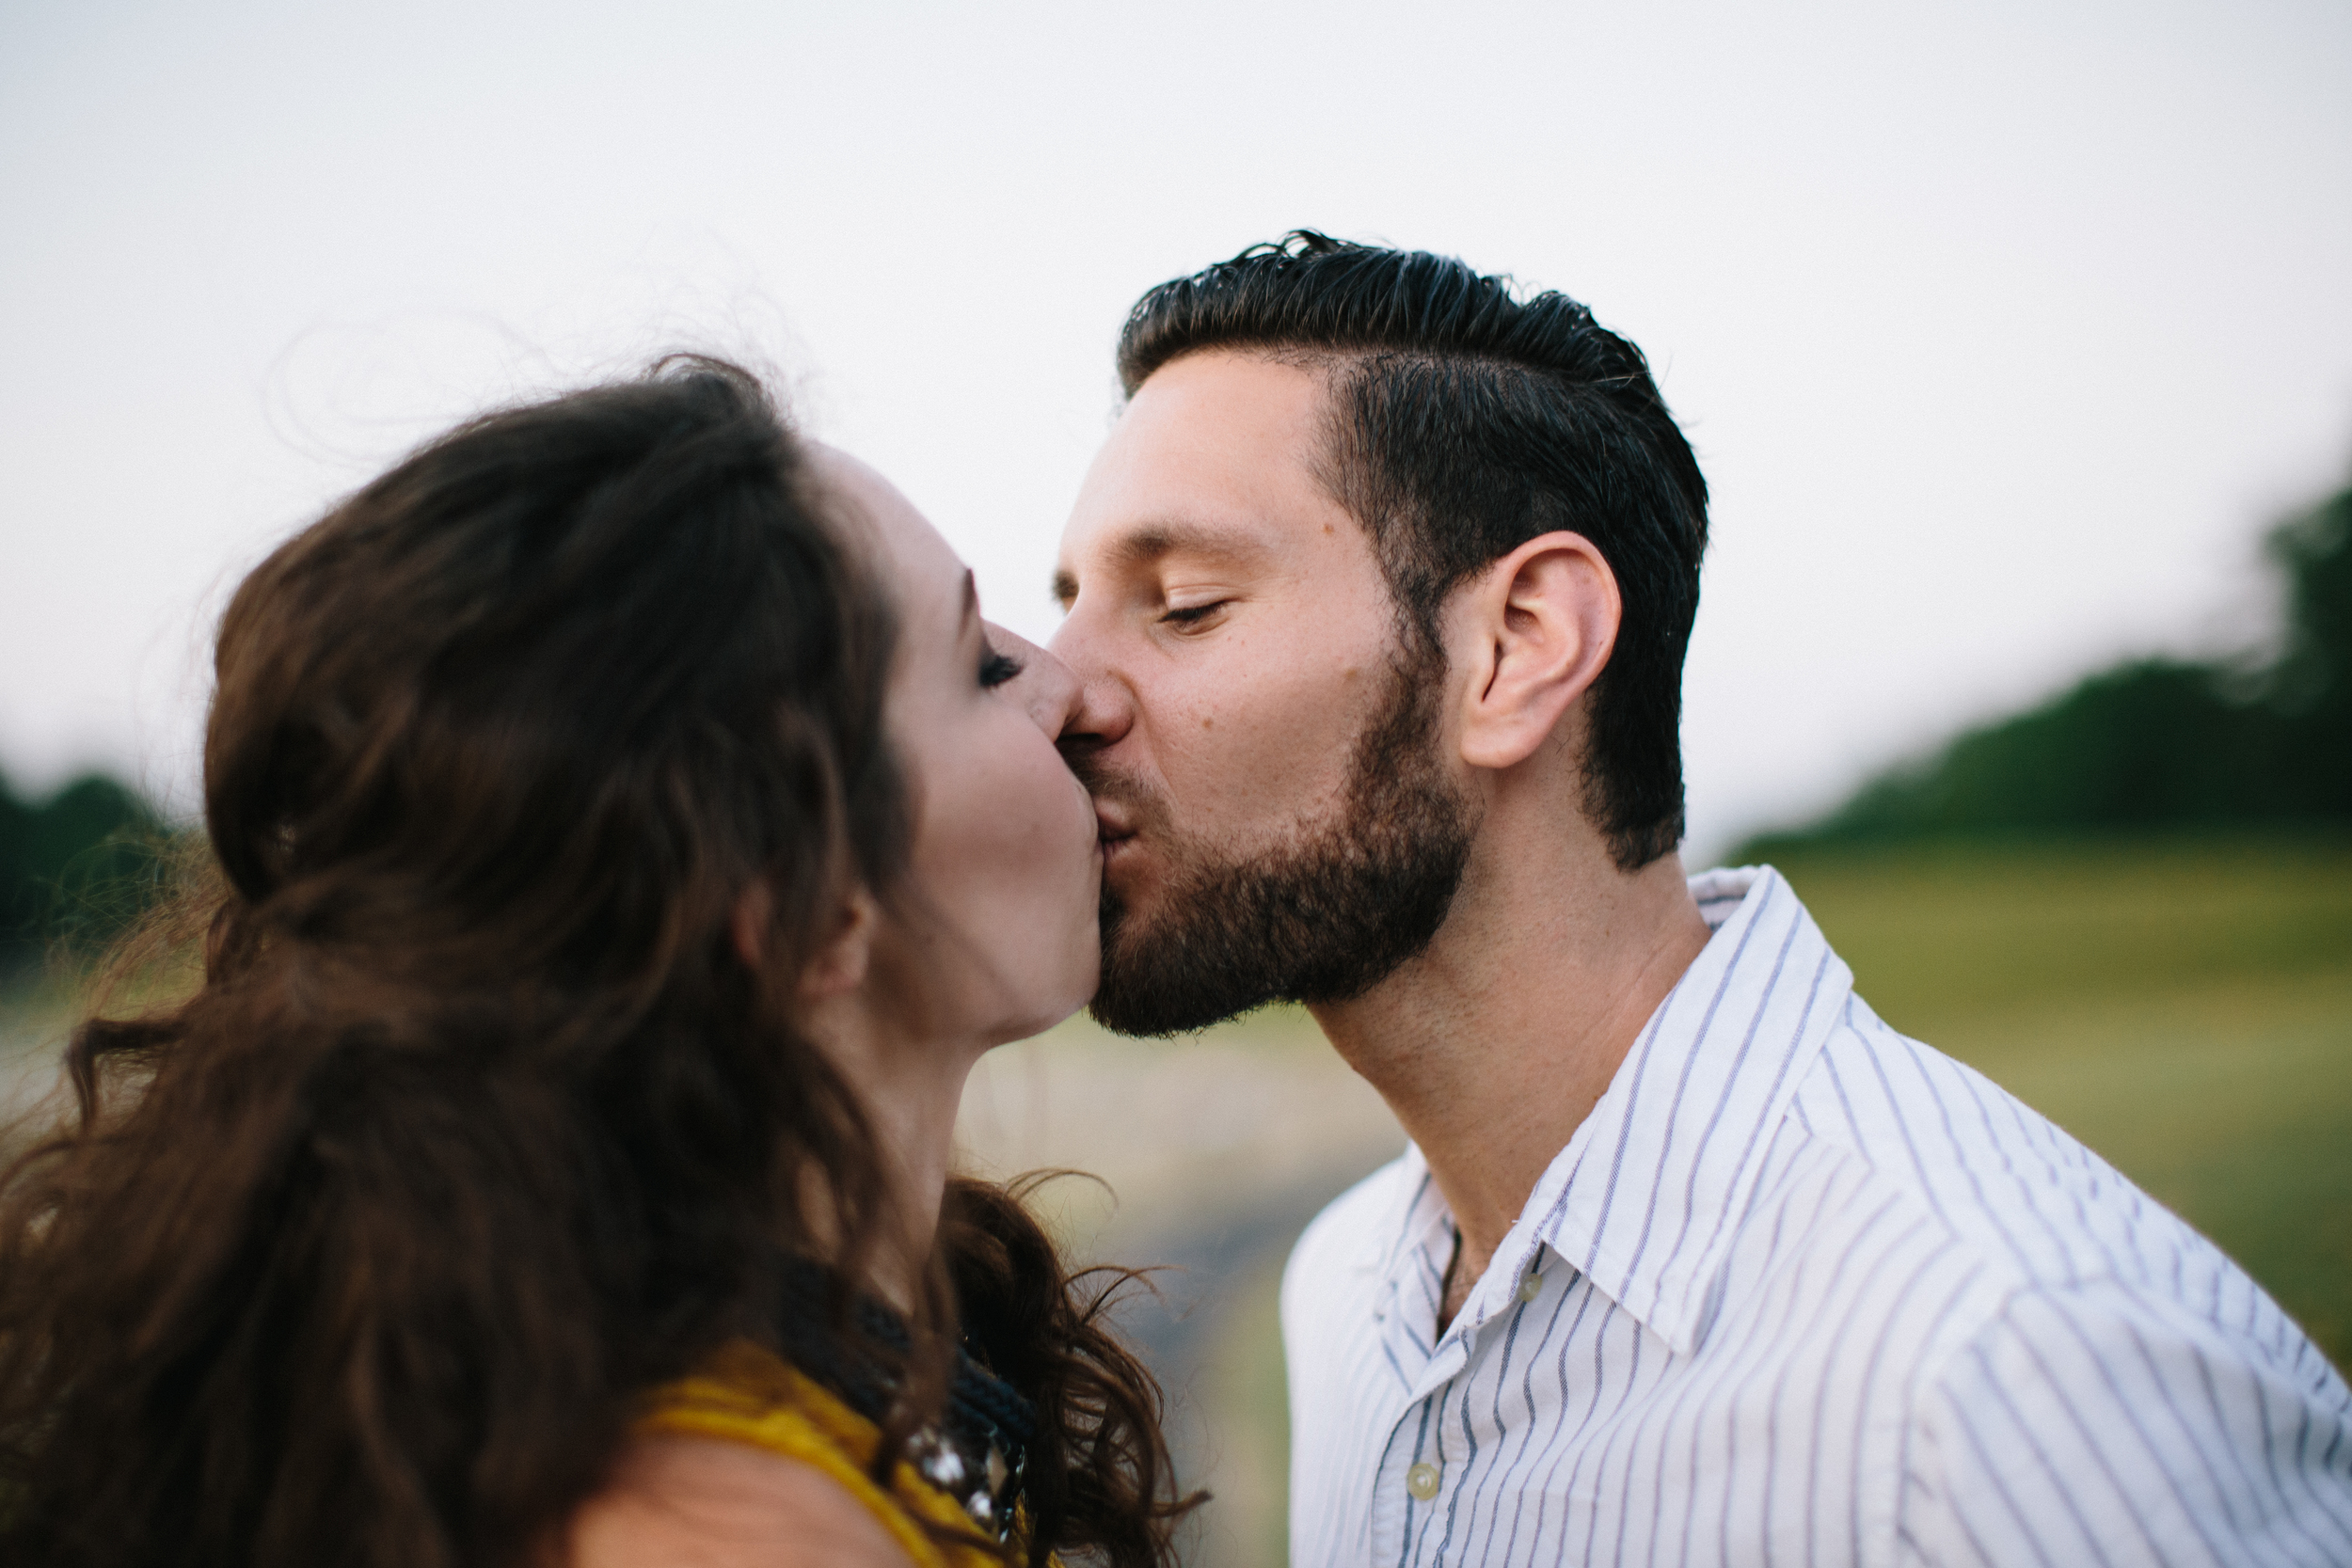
[961,570,979,630]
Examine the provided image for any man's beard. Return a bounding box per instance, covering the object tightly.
[1077,649,1477,1037]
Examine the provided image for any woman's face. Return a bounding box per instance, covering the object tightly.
[818,450,1101,1047]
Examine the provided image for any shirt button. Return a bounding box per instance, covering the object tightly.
[1406,1462,1440,1500]
[1517,1270,1542,1303]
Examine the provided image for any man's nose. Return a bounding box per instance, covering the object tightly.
[1044,610,1134,753]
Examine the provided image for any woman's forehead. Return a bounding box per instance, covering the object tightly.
[808,445,963,627]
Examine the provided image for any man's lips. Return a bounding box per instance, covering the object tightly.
[1093,804,1141,862]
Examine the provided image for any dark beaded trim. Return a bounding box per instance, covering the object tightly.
[771,1257,1034,1540]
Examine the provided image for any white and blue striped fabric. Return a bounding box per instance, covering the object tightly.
[1281,865,2352,1566]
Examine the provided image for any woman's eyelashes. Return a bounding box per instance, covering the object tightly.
[979,642,1024,689]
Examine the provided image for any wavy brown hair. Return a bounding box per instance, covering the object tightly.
[0,359,1191,1567]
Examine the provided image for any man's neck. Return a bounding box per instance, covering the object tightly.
[1309,819,1711,1331]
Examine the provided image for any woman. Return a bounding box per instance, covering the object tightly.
[0,359,1191,1566]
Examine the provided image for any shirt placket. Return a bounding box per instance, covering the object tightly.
[1367,1248,1481,1565]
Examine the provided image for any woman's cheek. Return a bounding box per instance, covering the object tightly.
[1009,728,1097,930]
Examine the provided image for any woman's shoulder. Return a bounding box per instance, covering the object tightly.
[644,1341,892,1479]
[571,1341,1024,1568]
[569,1421,917,1568]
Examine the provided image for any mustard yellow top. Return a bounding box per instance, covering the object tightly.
[641,1342,1026,1568]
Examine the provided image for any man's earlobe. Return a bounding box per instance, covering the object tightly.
[1457,531,1621,772]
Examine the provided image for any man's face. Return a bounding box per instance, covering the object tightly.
[1049,350,1474,1035]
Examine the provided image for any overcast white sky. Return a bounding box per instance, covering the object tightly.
[4,0,2348,856]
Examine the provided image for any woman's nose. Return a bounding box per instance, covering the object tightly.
[987,622,1084,738]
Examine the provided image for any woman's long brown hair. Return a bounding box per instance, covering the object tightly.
[0,360,1193,1567]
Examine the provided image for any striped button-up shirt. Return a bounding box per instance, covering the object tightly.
[1282,865,2352,1566]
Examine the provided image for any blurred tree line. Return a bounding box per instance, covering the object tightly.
[0,768,162,982]
[1743,472,2351,854]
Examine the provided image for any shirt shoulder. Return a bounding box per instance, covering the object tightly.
[1747,997,2352,1564]
[1785,993,2327,1382]
[1900,1275,2352,1567]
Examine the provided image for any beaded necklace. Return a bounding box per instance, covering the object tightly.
[771,1257,1036,1541]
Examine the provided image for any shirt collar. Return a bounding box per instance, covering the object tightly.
[1455,865,1854,1357]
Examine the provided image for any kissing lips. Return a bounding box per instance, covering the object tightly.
[1093,804,1141,870]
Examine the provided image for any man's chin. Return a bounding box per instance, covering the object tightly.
[1088,910,1273,1038]
[1088,985,1269,1040]
[1095,847,1175,942]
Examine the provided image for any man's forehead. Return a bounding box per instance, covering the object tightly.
[1064,512,1279,568]
[1117,350,1328,463]
[1057,353,1344,579]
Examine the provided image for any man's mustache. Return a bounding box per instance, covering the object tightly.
[1061,747,1143,806]
[1059,748,1170,840]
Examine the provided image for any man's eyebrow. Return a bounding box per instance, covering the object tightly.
[1113,522,1255,568]
[1052,522,1270,609]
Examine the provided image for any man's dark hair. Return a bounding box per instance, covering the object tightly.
[1117,231,1709,869]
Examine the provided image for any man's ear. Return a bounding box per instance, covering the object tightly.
[1452,531,1621,771]
[731,879,879,999]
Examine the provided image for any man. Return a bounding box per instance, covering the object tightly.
[1046,232,2352,1566]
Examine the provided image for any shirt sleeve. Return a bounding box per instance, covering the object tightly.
[1896,1281,2352,1568]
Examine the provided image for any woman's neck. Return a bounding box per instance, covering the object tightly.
[797,995,984,1307]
